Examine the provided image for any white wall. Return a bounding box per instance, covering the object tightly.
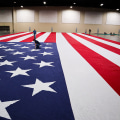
[0,7,120,33]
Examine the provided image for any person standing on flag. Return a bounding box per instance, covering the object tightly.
[33,39,40,49]
[33,29,36,39]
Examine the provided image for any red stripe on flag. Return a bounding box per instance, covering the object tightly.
[62,33,120,96]
[20,32,45,42]
[86,34,120,45]
[44,32,56,43]
[0,32,32,42]
[73,33,120,55]
[0,32,24,38]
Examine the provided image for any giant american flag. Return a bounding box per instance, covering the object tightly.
[0,32,120,120]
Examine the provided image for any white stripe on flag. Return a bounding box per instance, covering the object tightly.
[68,33,120,67]
[37,32,51,42]
[8,34,33,42]
[56,33,120,120]
[0,32,29,41]
[78,33,120,49]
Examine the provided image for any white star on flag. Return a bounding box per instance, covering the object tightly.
[27,43,33,44]
[6,67,32,78]
[13,44,21,46]
[21,46,29,49]
[0,100,19,120]
[46,43,52,45]
[0,60,16,66]
[33,61,54,68]
[7,43,15,44]
[13,51,24,55]
[40,52,53,56]
[4,48,15,51]
[43,47,53,49]
[20,55,37,60]
[0,56,5,59]
[31,49,40,52]
[22,78,56,96]
[0,46,7,48]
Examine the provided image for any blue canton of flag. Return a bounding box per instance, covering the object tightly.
[0,42,75,120]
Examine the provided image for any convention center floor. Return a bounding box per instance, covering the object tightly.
[93,34,120,42]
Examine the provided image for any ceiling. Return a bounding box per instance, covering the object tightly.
[0,0,120,10]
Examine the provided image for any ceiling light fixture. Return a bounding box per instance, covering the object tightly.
[70,6,73,8]
[14,1,16,4]
[21,5,23,8]
[100,3,104,6]
[116,9,119,11]
[43,1,46,5]
[73,3,76,5]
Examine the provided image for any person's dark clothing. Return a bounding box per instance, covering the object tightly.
[34,40,40,49]
[33,30,36,39]
[89,29,91,34]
